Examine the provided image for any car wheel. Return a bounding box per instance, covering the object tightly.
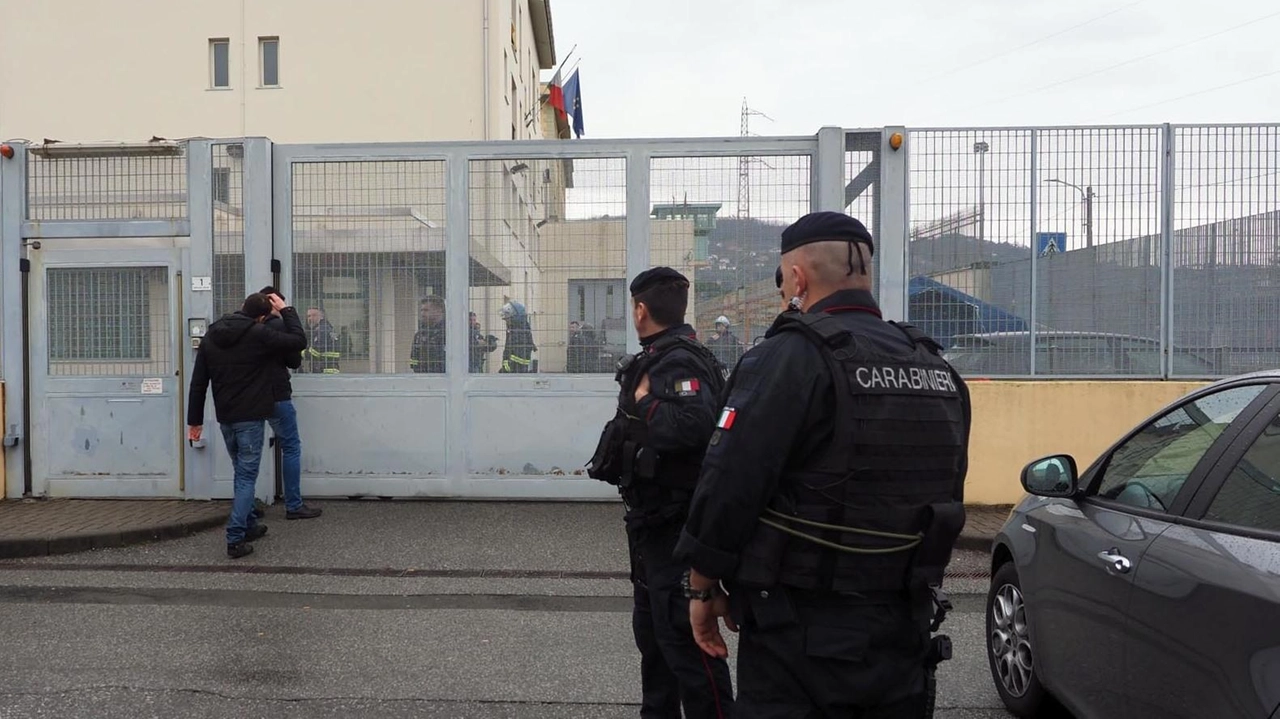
[987,561,1048,717]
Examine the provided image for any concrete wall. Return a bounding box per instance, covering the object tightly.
[964,380,1209,505]
[0,382,5,496]
[0,0,550,143]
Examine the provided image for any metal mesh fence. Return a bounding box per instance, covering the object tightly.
[211,143,245,319]
[290,160,448,375]
[27,145,188,221]
[1032,127,1164,375]
[1171,125,1280,376]
[909,130,1033,374]
[469,157,627,374]
[910,127,1177,377]
[648,155,811,355]
[47,266,170,377]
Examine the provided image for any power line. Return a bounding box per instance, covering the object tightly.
[1100,68,1280,120]
[964,9,1280,111]
[918,0,1145,85]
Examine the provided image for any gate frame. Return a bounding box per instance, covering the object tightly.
[0,140,215,499]
[268,131,861,499]
[1,144,26,498]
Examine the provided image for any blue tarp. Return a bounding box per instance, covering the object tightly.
[906,276,1028,349]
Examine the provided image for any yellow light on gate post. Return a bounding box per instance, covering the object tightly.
[889,133,904,151]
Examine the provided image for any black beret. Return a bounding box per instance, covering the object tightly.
[780,211,874,256]
[630,266,688,296]
[775,266,783,288]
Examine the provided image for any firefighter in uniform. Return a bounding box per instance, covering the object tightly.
[304,307,342,374]
[675,212,971,717]
[588,267,735,718]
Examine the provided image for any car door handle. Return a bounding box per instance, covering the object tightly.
[1098,549,1132,574]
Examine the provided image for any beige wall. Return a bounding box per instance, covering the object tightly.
[0,0,550,143]
[965,380,1210,505]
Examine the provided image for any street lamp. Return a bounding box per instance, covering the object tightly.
[1043,178,1095,249]
[973,141,989,243]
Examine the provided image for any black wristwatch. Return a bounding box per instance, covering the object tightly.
[681,568,720,601]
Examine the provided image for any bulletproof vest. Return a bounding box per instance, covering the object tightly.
[615,334,725,492]
[736,312,968,593]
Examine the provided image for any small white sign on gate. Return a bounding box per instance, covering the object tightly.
[191,276,212,292]
[140,378,164,395]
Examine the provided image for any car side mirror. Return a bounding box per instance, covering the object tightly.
[1021,454,1079,498]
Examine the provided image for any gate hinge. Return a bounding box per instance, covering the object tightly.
[2,433,19,448]
[19,258,30,273]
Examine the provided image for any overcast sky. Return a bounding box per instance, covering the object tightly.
[546,0,1280,138]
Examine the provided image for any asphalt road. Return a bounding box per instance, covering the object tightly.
[0,502,1018,718]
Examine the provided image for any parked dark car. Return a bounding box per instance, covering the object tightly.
[987,371,1280,719]
[943,331,1218,376]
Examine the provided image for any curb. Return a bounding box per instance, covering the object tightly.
[955,533,994,553]
[0,514,226,560]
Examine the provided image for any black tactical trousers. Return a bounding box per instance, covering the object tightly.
[629,519,734,718]
[731,586,929,718]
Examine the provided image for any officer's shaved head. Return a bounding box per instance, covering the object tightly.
[782,241,873,303]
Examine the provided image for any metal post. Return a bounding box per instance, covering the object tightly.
[0,143,27,497]
[1029,131,1039,377]
[974,141,989,244]
[1085,185,1095,249]
[624,149,652,355]
[184,140,215,499]
[445,151,471,492]
[879,126,909,321]
[1160,124,1176,379]
[241,138,276,504]
[815,126,845,213]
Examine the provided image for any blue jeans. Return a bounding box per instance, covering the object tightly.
[220,420,265,545]
[268,400,303,511]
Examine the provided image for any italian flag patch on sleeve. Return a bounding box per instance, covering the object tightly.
[675,378,700,396]
[717,407,737,430]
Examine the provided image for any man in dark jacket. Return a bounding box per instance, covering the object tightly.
[260,287,323,523]
[303,307,341,374]
[410,296,447,373]
[187,292,308,558]
[587,267,734,717]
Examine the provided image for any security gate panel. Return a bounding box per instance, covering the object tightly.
[30,247,184,497]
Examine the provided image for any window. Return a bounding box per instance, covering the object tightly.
[259,37,280,87]
[210,39,230,88]
[212,167,231,204]
[1204,411,1280,532]
[47,267,170,377]
[1094,385,1267,512]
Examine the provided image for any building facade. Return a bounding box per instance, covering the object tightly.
[0,0,557,143]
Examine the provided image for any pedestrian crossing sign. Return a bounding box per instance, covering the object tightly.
[1036,232,1066,257]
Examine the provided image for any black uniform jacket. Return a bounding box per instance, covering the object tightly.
[673,289,968,580]
[627,324,722,463]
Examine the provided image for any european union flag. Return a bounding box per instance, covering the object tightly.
[563,70,584,138]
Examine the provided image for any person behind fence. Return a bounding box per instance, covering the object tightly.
[187,292,309,559]
[674,211,972,717]
[410,295,447,373]
[258,287,324,522]
[498,299,537,373]
[706,315,744,370]
[303,307,341,374]
[470,311,499,373]
[586,267,734,718]
[568,320,589,373]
